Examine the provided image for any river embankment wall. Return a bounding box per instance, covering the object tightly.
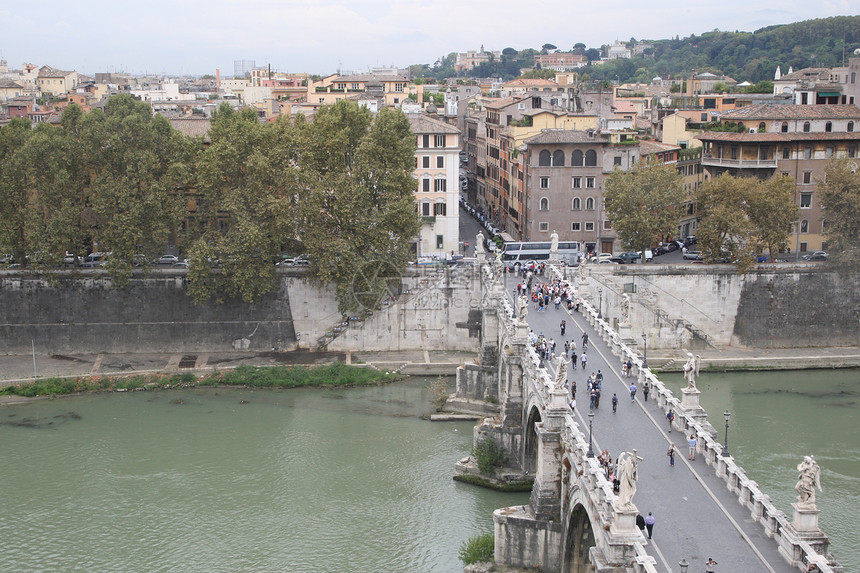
[0,266,483,355]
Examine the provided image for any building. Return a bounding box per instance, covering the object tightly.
[454,49,501,72]
[772,64,856,106]
[36,66,80,96]
[306,74,423,109]
[0,78,25,102]
[407,114,461,258]
[534,53,585,72]
[686,72,737,96]
[698,104,860,252]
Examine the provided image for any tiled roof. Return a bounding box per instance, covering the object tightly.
[406,113,460,135]
[523,129,609,145]
[612,101,636,114]
[0,79,23,89]
[485,97,521,110]
[639,140,679,154]
[168,118,212,140]
[720,104,860,121]
[778,68,831,82]
[697,131,860,143]
[335,74,408,83]
[503,78,558,87]
[38,65,73,77]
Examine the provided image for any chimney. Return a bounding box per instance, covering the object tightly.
[216,68,221,89]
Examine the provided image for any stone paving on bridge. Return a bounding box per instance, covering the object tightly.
[504,272,798,573]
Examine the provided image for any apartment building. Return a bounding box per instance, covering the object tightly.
[698,104,860,252]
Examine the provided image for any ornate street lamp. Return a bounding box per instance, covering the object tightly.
[722,410,732,457]
[679,558,689,573]
[598,289,603,319]
[587,410,596,458]
[641,333,648,369]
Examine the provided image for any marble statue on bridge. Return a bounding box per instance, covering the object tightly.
[518,294,529,323]
[616,450,643,510]
[683,352,701,390]
[553,353,568,391]
[476,232,485,256]
[620,294,631,325]
[795,455,822,508]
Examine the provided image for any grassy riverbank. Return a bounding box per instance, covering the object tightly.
[0,363,401,399]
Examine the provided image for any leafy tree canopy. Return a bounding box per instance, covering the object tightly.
[818,157,860,264]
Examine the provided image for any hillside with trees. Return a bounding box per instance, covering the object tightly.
[412,16,860,84]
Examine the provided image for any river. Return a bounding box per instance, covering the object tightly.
[1,370,857,572]
[0,379,528,573]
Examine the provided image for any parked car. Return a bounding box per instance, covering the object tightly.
[683,250,703,260]
[173,259,189,267]
[617,252,641,264]
[81,252,110,268]
[157,254,179,265]
[802,251,828,261]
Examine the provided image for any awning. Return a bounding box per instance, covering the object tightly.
[817,92,840,97]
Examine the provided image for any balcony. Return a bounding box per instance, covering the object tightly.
[701,155,777,169]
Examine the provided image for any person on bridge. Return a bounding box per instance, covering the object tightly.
[636,513,646,534]
[666,409,675,433]
[581,332,589,350]
[612,393,618,413]
[560,320,566,335]
[581,352,588,370]
[644,512,655,539]
[571,349,578,368]
[642,381,650,401]
[705,557,718,572]
[667,444,676,466]
[629,383,637,401]
[688,434,698,461]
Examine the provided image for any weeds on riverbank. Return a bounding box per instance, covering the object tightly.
[0,364,400,398]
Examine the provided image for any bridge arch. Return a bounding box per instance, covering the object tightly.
[523,404,542,474]
[563,502,596,572]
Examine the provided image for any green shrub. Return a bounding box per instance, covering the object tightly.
[459,532,494,565]
[472,437,506,475]
[427,376,449,410]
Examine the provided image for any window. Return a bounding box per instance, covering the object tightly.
[434,135,446,147]
[586,177,595,188]
[393,98,399,104]
[759,122,766,132]
[585,150,597,166]
[849,121,855,133]
[422,156,430,168]
[572,197,581,210]
[434,202,446,216]
[826,147,834,158]
[701,113,708,122]
[422,178,430,192]
[800,219,809,233]
[849,146,856,158]
[552,150,565,166]
[572,150,583,166]
[540,177,549,189]
[395,83,404,92]
[421,201,431,216]
[800,193,812,208]
[538,222,549,232]
[585,222,594,231]
[783,147,791,159]
[434,179,446,192]
[539,197,549,211]
[803,122,810,133]
[571,222,581,231]
[614,156,622,166]
[804,147,812,159]
[825,121,832,133]
[585,197,595,210]
[422,134,430,148]
[603,220,612,230]
[781,122,788,133]
[572,177,582,189]
[436,156,444,168]
[802,171,812,185]
[538,150,551,166]
[436,235,444,249]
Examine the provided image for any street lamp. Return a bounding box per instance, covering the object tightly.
[598,289,603,319]
[722,410,732,457]
[641,333,648,369]
[586,410,596,458]
[678,558,689,573]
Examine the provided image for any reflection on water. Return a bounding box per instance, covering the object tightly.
[662,369,860,571]
[0,379,528,573]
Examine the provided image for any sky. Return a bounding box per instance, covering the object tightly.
[0,1,856,77]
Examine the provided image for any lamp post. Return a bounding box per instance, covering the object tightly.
[586,411,596,458]
[598,288,603,319]
[678,558,689,573]
[641,333,648,369]
[722,410,731,457]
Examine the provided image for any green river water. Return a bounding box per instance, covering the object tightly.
[0,370,857,572]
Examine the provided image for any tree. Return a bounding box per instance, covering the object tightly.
[818,157,860,261]
[297,102,420,313]
[541,43,557,53]
[0,118,34,265]
[746,175,798,259]
[502,47,518,57]
[604,159,685,256]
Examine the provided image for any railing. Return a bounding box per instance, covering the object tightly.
[550,263,840,573]
[701,156,777,168]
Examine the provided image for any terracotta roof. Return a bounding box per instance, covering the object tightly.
[38,65,73,77]
[721,104,860,121]
[524,129,609,145]
[612,101,636,114]
[0,79,24,89]
[503,78,558,87]
[778,67,831,82]
[406,113,460,135]
[697,131,860,143]
[168,118,212,140]
[485,97,522,110]
[639,140,679,154]
[334,74,409,83]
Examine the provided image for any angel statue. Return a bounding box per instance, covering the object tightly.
[518,293,529,322]
[616,450,644,509]
[620,293,631,325]
[683,352,701,390]
[475,232,486,256]
[795,455,822,508]
[554,353,569,391]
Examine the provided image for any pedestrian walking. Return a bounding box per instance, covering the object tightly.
[688,434,697,461]
[569,397,576,411]
[581,352,588,370]
[581,332,589,350]
[667,444,676,466]
[625,359,633,377]
[642,381,650,402]
[612,393,618,413]
[644,512,655,539]
[705,558,718,573]
[560,320,566,336]
[636,513,646,534]
[629,383,637,401]
[666,408,675,433]
[571,350,578,368]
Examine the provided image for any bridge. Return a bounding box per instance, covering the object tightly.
[452,254,842,573]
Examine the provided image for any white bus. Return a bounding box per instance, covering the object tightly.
[502,241,581,268]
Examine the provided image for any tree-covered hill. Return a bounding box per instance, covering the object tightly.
[414,15,860,84]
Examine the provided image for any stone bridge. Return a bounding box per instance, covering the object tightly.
[453,259,842,573]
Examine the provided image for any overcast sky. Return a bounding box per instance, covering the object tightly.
[0,1,856,77]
